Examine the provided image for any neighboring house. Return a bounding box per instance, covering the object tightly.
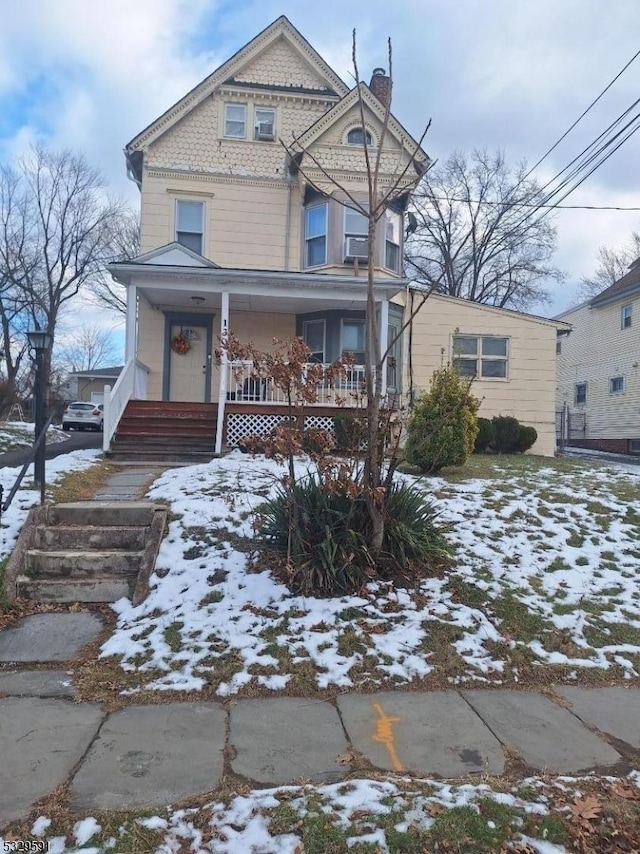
[556,259,640,454]
[409,293,569,457]
[104,15,565,458]
[64,367,123,405]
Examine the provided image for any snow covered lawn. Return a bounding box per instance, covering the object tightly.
[7,772,640,853]
[0,449,102,565]
[0,420,67,453]
[99,452,640,695]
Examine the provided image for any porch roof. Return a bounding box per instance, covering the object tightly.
[109,261,406,309]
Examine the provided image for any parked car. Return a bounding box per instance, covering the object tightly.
[62,402,104,431]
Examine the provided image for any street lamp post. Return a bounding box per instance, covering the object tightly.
[26,329,53,502]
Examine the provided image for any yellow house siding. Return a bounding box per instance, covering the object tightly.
[137,299,165,400]
[408,294,559,456]
[556,297,640,440]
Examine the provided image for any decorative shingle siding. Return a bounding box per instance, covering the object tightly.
[233,37,333,90]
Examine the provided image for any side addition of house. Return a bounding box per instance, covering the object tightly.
[556,258,640,454]
[106,15,427,459]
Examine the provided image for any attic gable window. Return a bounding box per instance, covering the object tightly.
[347,127,372,145]
[175,200,204,255]
[224,103,246,138]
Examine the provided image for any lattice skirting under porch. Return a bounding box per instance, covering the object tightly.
[225,412,335,447]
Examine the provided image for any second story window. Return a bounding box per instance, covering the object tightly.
[224,103,246,138]
[575,382,587,405]
[622,304,632,329]
[175,200,204,255]
[385,210,402,272]
[610,376,625,394]
[254,108,276,141]
[347,127,372,145]
[305,204,327,267]
[344,205,368,262]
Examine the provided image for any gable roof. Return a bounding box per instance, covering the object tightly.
[113,242,220,269]
[69,366,123,379]
[294,82,429,168]
[126,16,349,154]
[589,258,640,307]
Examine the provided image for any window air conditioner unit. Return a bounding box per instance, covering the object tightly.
[344,236,369,261]
[256,122,275,140]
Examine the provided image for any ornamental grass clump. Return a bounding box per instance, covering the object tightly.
[258,477,453,596]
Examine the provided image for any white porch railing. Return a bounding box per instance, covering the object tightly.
[226,360,369,407]
[102,358,150,452]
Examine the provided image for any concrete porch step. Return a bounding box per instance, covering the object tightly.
[16,575,134,603]
[26,549,143,578]
[48,502,160,527]
[33,525,147,551]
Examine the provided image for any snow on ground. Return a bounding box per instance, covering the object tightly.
[0,420,68,452]
[0,449,101,561]
[14,772,612,853]
[100,451,640,694]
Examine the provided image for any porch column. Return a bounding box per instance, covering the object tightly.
[125,285,137,362]
[379,298,389,399]
[215,291,230,455]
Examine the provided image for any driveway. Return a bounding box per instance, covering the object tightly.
[0,431,102,469]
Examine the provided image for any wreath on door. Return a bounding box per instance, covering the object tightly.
[171,331,191,355]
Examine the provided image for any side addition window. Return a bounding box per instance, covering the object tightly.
[224,103,246,138]
[621,304,632,329]
[453,336,509,379]
[175,200,204,255]
[575,382,587,405]
[254,108,276,141]
[305,204,328,267]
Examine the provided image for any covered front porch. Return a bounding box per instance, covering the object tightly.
[106,248,405,454]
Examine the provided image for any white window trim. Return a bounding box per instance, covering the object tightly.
[340,318,366,364]
[384,210,402,273]
[609,375,625,395]
[174,198,205,255]
[305,203,328,267]
[302,319,326,363]
[224,102,247,139]
[621,304,633,329]
[452,335,510,381]
[254,106,276,141]
[343,203,369,238]
[575,382,588,406]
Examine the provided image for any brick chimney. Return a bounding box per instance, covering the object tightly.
[369,67,391,108]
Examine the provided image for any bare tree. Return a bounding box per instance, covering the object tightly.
[578,231,640,300]
[407,150,563,311]
[280,33,433,553]
[0,143,125,400]
[58,322,120,372]
[88,208,140,315]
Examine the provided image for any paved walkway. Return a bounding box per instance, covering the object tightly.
[0,613,638,828]
[91,466,163,501]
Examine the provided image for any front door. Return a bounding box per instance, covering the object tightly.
[169,323,208,402]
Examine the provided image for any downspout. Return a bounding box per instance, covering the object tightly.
[407,285,415,408]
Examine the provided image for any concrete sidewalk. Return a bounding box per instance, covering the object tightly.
[0,665,638,827]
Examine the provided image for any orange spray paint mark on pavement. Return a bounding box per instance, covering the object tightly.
[371,702,404,771]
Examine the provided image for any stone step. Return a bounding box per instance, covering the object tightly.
[34,525,147,551]
[27,549,142,578]
[47,502,161,527]
[16,575,134,603]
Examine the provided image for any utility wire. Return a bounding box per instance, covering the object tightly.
[523,46,640,179]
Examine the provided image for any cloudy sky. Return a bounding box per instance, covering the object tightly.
[1,0,639,339]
